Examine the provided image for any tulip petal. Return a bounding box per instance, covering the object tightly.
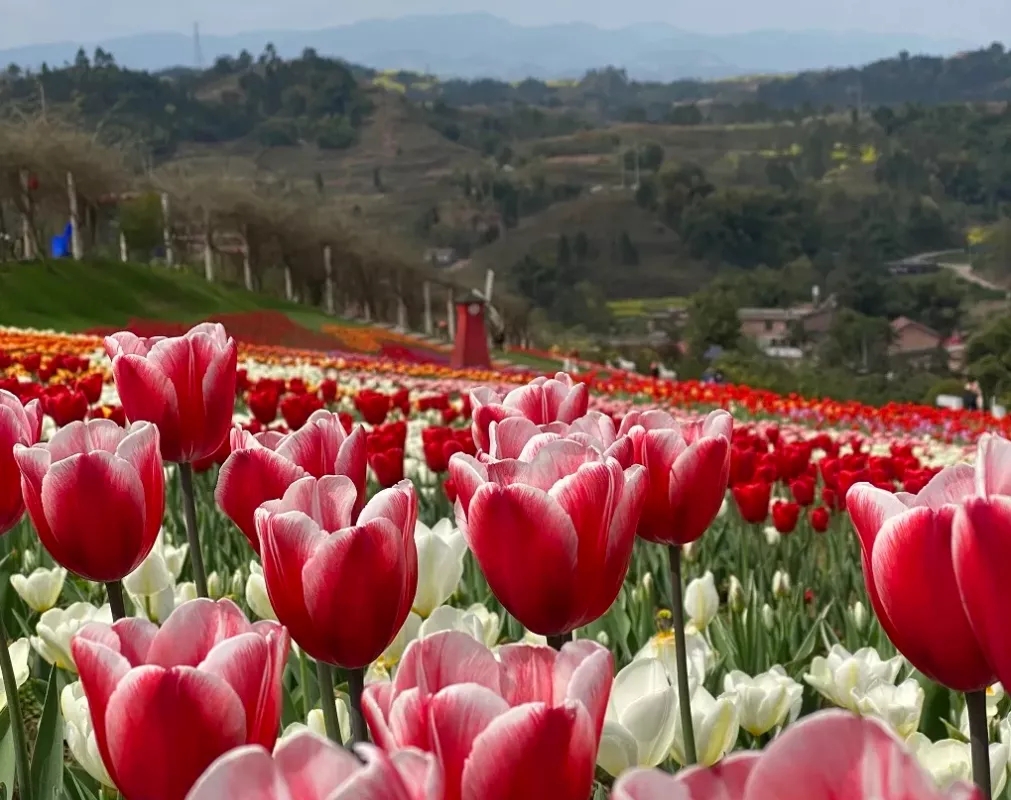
[466,483,578,635]
[71,635,132,787]
[111,617,159,665]
[976,433,1011,498]
[104,665,247,800]
[389,748,444,800]
[216,446,307,552]
[914,463,975,508]
[146,597,252,667]
[741,710,954,800]
[953,496,1011,689]
[462,703,595,800]
[115,422,165,544]
[185,745,291,800]
[41,451,149,582]
[497,644,557,706]
[12,444,52,541]
[488,418,540,460]
[199,340,238,459]
[302,520,412,668]
[199,632,274,748]
[273,730,363,800]
[428,684,510,798]
[554,641,613,739]
[112,353,181,459]
[258,511,325,661]
[362,682,397,750]
[873,506,992,691]
[667,437,730,545]
[394,631,502,697]
[846,484,909,556]
[446,454,488,521]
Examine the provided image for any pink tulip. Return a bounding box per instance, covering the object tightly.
[449,439,646,635]
[487,411,633,467]
[613,711,980,800]
[14,419,164,582]
[620,409,733,545]
[105,323,238,463]
[470,373,588,454]
[255,476,417,668]
[848,464,993,692]
[216,413,367,554]
[0,390,42,535]
[612,753,759,800]
[363,631,611,800]
[186,732,442,800]
[72,598,289,800]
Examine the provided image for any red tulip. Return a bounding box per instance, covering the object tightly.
[44,387,89,427]
[470,373,588,454]
[772,500,800,534]
[0,390,42,535]
[354,390,391,426]
[105,323,238,463]
[847,465,993,692]
[279,392,323,430]
[612,711,980,800]
[789,476,815,507]
[247,388,280,426]
[216,412,367,554]
[449,439,646,636]
[732,482,772,525]
[187,732,443,800]
[619,409,732,545]
[255,476,418,668]
[14,419,164,582]
[363,631,611,800]
[72,598,290,800]
[809,506,830,533]
[369,448,405,488]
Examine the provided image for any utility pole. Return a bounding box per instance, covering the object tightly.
[193,22,204,70]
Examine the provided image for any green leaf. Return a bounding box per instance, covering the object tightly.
[0,709,14,799]
[63,769,101,800]
[787,601,834,668]
[30,666,63,800]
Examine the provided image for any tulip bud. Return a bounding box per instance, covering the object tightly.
[207,571,223,600]
[728,576,745,613]
[22,550,36,572]
[682,541,698,562]
[762,603,775,631]
[763,526,781,546]
[596,631,610,648]
[850,601,868,632]
[642,572,653,595]
[684,571,719,630]
[772,570,791,599]
[229,568,244,599]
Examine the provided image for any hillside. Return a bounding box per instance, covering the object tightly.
[0,15,971,81]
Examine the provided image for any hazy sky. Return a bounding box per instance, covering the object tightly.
[0,0,1006,49]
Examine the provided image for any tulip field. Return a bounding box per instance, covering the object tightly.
[0,321,1009,799]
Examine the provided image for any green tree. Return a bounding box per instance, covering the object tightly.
[685,287,741,356]
[966,315,1011,403]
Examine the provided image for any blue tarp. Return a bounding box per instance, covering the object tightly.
[50,222,73,258]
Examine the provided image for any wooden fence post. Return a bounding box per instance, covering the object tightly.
[324,245,335,314]
[161,193,174,267]
[423,281,433,336]
[67,171,83,260]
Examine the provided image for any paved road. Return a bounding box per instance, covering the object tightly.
[890,250,1007,293]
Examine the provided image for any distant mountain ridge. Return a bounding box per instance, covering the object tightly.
[0,13,976,81]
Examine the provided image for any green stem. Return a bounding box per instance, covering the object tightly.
[347,667,369,746]
[669,544,698,766]
[0,615,32,800]
[966,689,992,797]
[178,462,209,597]
[299,647,312,719]
[315,660,340,744]
[105,580,127,621]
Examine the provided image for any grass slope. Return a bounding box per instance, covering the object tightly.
[0,259,338,332]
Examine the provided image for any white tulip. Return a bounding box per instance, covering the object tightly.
[124,549,174,598]
[229,568,244,598]
[761,604,775,631]
[767,665,804,725]
[804,645,904,711]
[728,576,745,613]
[283,696,352,745]
[682,541,698,562]
[684,571,719,630]
[850,601,868,632]
[908,734,1008,798]
[597,658,678,777]
[464,603,502,646]
[636,627,711,685]
[245,561,277,622]
[61,681,114,787]
[21,549,36,572]
[419,604,496,646]
[596,631,610,647]
[10,567,66,613]
[723,669,798,736]
[207,571,223,600]
[763,526,781,546]
[0,639,29,712]
[853,678,924,740]
[32,603,113,672]
[671,686,740,767]
[413,519,468,617]
[772,570,791,598]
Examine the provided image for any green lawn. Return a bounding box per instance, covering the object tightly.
[0,259,339,332]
